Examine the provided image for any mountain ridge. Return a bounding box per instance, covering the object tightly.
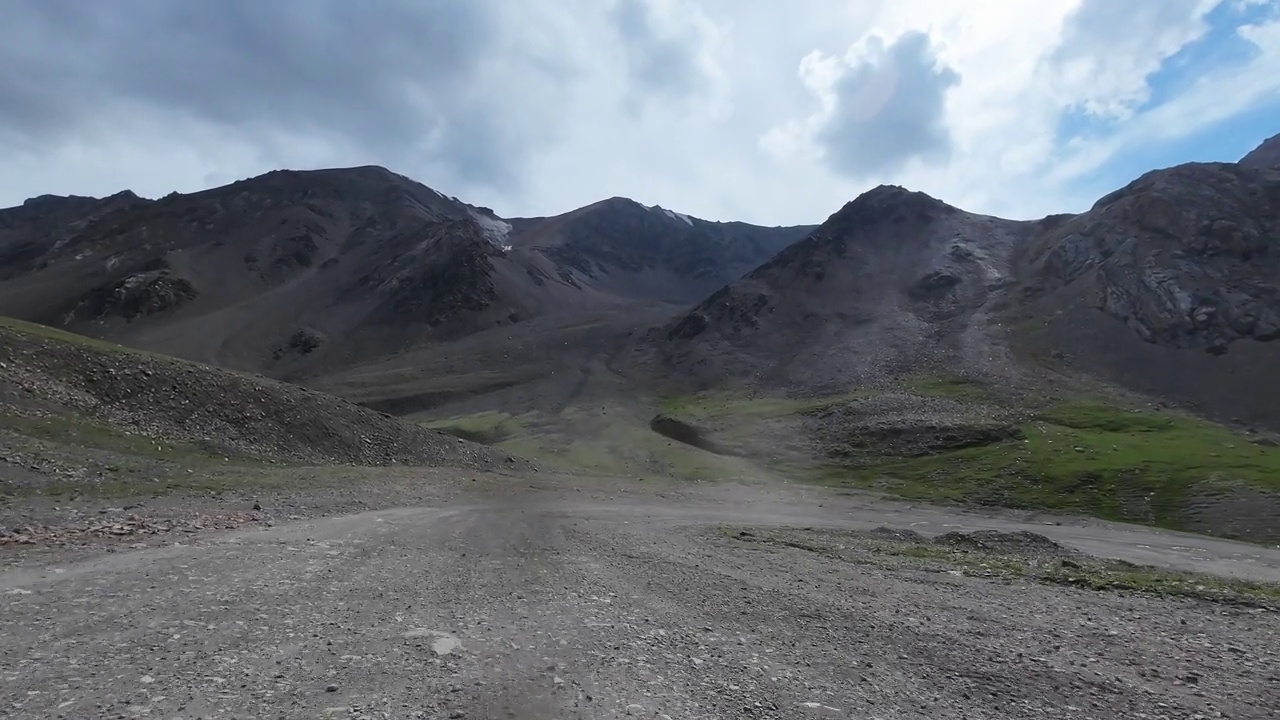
[0,166,809,382]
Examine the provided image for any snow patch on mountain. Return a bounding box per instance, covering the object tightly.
[469,209,513,252]
[649,205,694,227]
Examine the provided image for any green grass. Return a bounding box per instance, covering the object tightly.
[658,391,860,420]
[905,374,991,401]
[5,464,434,501]
[0,414,226,464]
[0,317,148,357]
[421,411,525,444]
[832,402,1280,531]
[1040,560,1280,604]
[730,527,1280,607]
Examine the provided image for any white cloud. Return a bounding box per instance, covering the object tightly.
[760,0,1279,219]
[1044,0,1220,119]
[1045,15,1280,185]
[1,0,1277,227]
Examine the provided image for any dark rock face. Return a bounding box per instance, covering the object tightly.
[358,221,499,327]
[1026,162,1280,353]
[69,272,198,321]
[273,328,326,360]
[1240,132,1280,170]
[261,233,320,281]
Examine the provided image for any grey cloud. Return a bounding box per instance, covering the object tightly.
[0,0,567,190]
[611,0,709,104]
[816,31,960,178]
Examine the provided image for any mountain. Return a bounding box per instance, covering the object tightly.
[631,135,1280,541]
[651,136,1280,428]
[1011,143,1280,430]
[6,137,1280,541]
[0,168,807,382]
[510,197,808,303]
[648,184,1034,394]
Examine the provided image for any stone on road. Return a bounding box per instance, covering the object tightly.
[2,482,1277,719]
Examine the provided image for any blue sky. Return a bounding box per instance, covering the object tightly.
[1058,0,1280,203]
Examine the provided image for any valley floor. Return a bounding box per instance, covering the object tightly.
[2,474,1278,719]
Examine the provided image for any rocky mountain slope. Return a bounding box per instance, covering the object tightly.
[1240,131,1280,170]
[629,134,1280,541]
[649,133,1280,428]
[0,317,511,496]
[0,168,806,382]
[646,185,1033,394]
[1011,134,1280,430]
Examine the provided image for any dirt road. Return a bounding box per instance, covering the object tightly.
[3,480,1278,719]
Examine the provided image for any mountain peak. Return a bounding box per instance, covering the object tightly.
[589,196,648,212]
[830,184,954,225]
[21,193,97,208]
[1240,132,1280,170]
[579,196,698,226]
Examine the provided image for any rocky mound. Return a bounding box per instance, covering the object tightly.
[805,393,1023,463]
[0,319,514,469]
[931,530,1075,557]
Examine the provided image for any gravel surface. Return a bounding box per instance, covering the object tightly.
[2,478,1278,719]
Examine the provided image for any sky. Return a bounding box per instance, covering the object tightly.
[2,0,1279,226]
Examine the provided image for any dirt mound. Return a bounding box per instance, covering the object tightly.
[648,414,734,455]
[931,530,1075,557]
[0,319,515,469]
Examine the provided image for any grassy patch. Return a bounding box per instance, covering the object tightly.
[422,411,524,445]
[496,414,747,481]
[890,541,1280,606]
[0,413,226,464]
[830,402,1280,532]
[658,391,859,420]
[728,527,1280,607]
[6,464,429,501]
[0,317,148,357]
[1041,560,1280,604]
[906,374,991,401]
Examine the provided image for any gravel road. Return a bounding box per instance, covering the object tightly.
[3,479,1278,719]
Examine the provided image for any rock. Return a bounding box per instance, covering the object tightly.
[325,684,339,693]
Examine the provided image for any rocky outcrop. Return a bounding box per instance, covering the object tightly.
[344,220,501,330]
[272,327,326,359]
[1025,161,1280,353]
[68,271,198,322]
